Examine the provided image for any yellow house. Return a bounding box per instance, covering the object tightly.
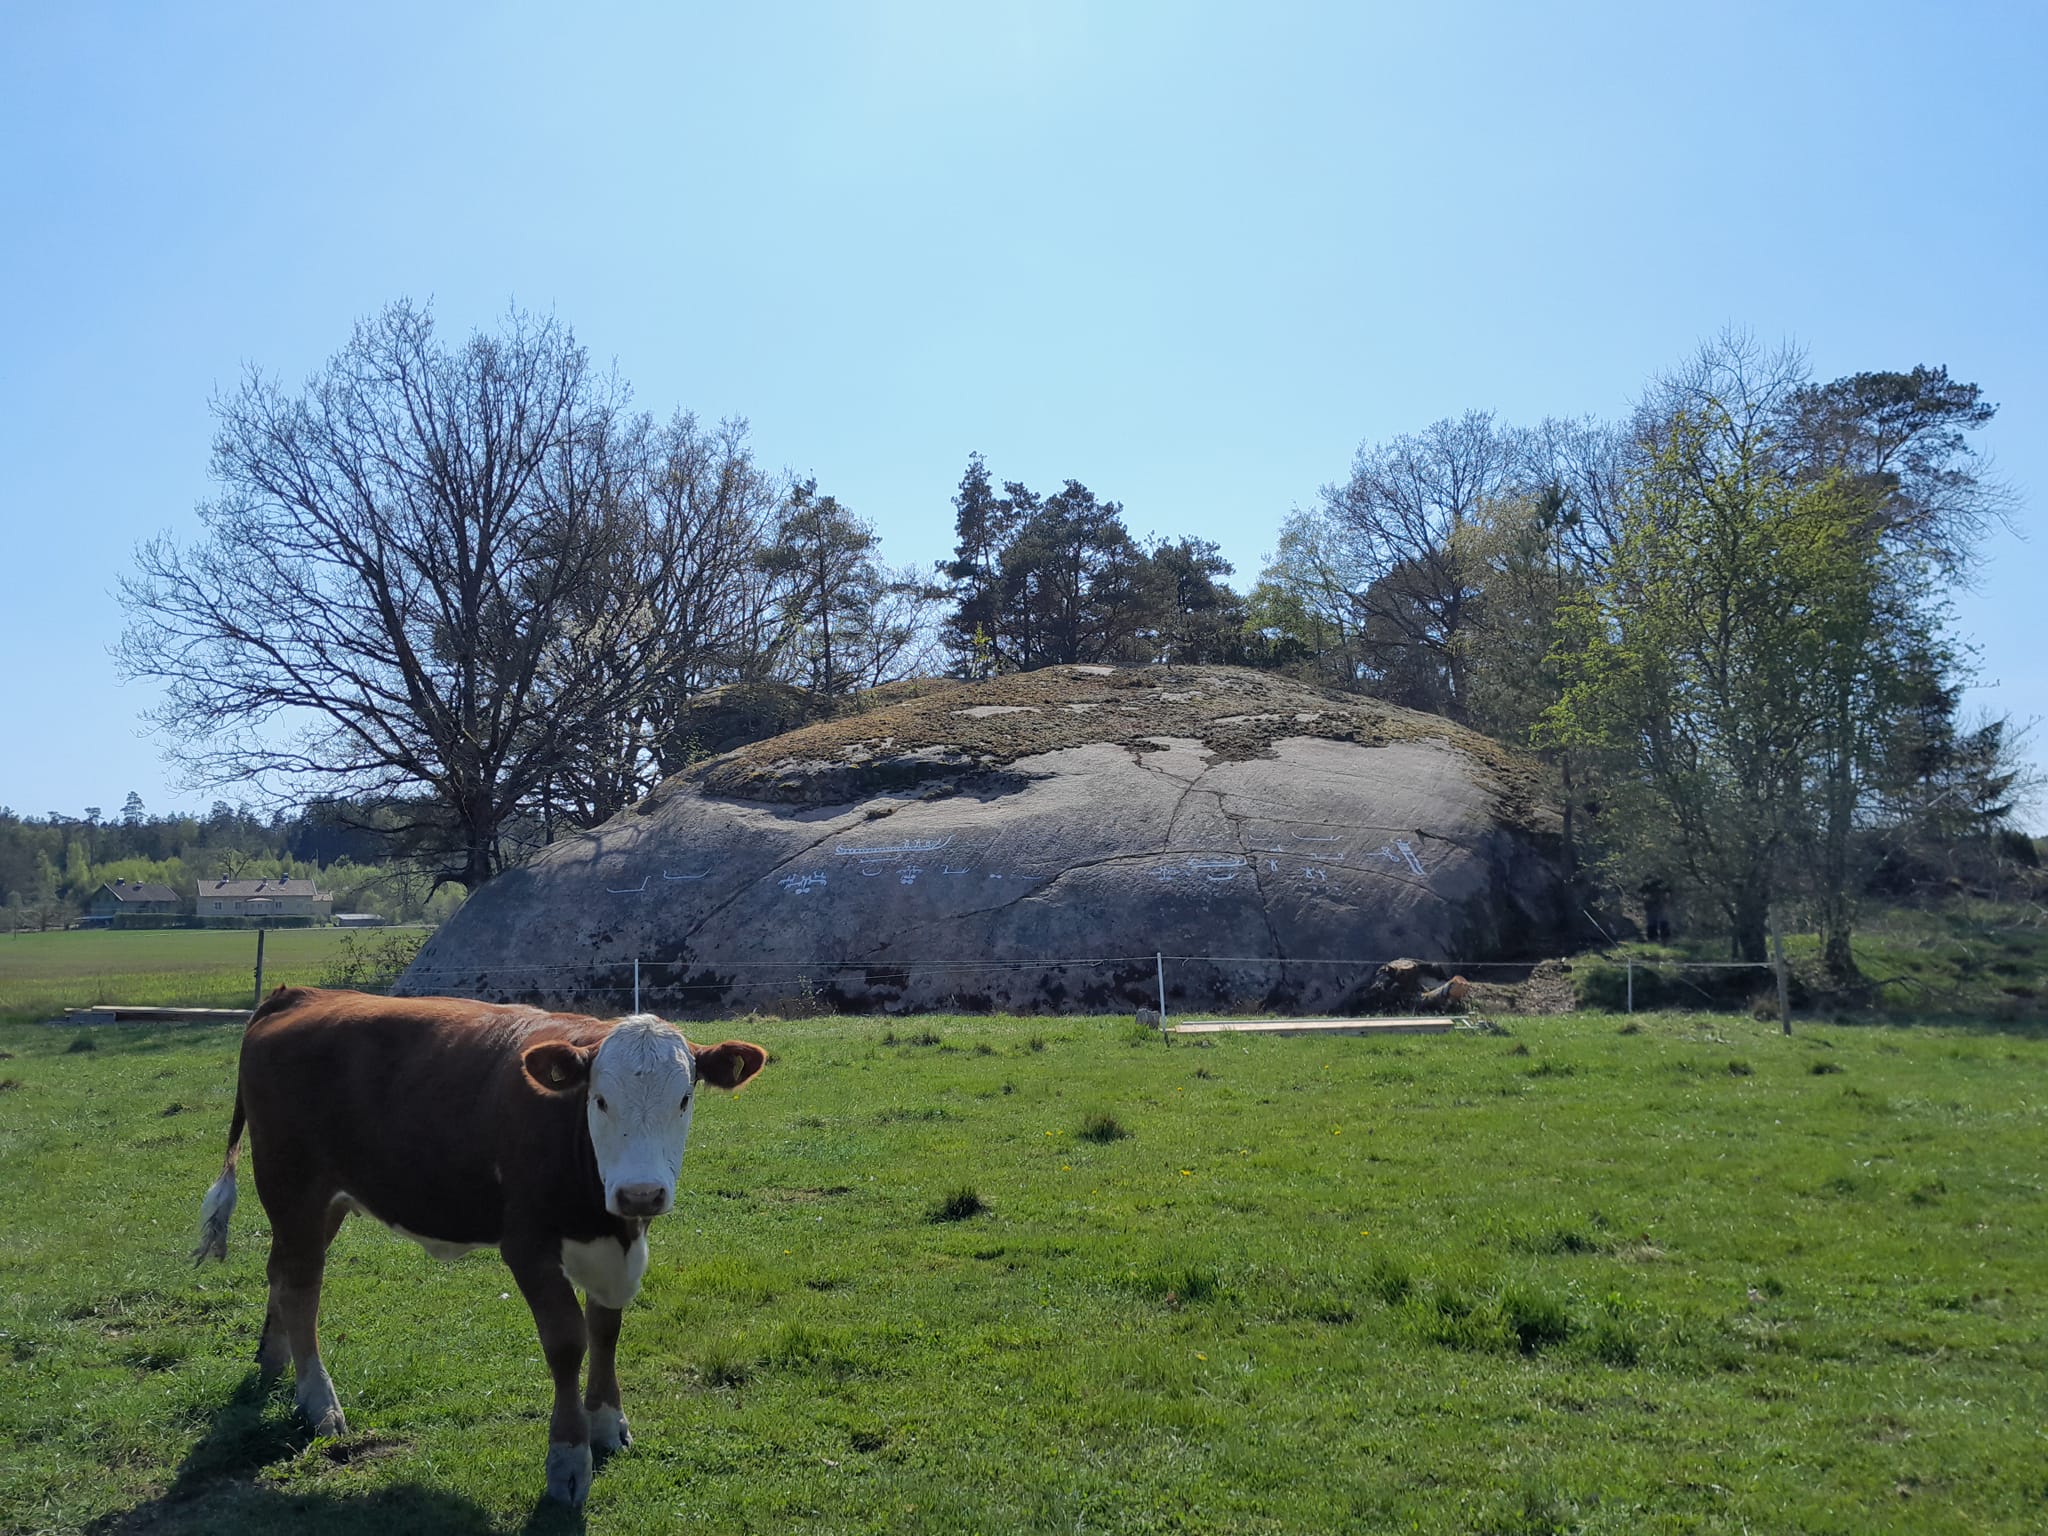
[197,876,333,924]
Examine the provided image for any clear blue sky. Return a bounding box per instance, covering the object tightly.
[3,1,2042,826]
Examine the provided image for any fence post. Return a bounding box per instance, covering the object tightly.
[252,927,266,1011]
[1156,952,1168,1038]
[633,958,641,1015]
[1770,913,1791,1036]
[1625,959,1633,1015]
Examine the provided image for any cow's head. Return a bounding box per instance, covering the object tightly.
[522,1015,767,1218]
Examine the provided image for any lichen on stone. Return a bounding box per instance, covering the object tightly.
[673,665,1552,829]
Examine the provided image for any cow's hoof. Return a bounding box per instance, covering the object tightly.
[590,1404,632,1452]
[545,1441,593,1505]
[296,1376,348,1438]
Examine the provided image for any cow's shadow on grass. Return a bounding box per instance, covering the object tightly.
[88,1371,585,1535]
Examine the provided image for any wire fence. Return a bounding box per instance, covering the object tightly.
[47,903,2036,1030]
[388,947,1802,1032]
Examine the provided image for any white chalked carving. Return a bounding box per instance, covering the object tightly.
[779,872,828,895]
[834,835,954,859]
[662,870,708,881]
[1155,854,1248,884]
[1366,840,1427,876]
[605,876,650,895]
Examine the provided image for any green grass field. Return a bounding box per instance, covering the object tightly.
[0,929,427,1025]
[1,1008,2042,1533]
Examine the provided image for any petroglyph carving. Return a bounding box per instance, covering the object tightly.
[1366,839,1427,876]
[1154,855,1248,884]
[834,835,955,859]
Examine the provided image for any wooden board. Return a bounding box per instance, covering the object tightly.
[60,1005,252,1026]
[1167,1016,1460,1037]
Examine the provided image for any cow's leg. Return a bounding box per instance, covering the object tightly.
[264,1202,347,1437]
[584,1300,630,1452]
[506,1242,592,1505]
[257,1197,345,1380]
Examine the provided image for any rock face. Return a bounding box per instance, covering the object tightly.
[399,666,1573,1016]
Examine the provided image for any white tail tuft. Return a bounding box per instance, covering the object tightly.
[193,1168,237,1264]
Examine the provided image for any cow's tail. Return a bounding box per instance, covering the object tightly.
[192,1088,245,1265]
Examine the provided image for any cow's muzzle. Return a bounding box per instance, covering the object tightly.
[611,1183,670,1218]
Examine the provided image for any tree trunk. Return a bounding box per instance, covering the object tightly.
[1817,705,1860,983]
[1729,880,1770,965]
[1559,751,1576,875]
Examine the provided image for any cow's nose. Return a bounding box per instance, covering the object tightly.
[614,1183,668,1216]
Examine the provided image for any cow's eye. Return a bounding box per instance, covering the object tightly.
[594,1095,608,1113]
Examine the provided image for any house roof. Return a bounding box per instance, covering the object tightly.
[100,880,180,904]
[198,877,331,900]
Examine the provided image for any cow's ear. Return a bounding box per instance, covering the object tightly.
[522,1041,595,1095]
[692,1039,768,1092]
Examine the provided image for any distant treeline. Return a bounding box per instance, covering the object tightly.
[0,798,462,929]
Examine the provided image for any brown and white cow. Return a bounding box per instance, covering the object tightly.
[192,986,767,1505]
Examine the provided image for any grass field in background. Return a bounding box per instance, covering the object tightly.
[0,1008,2042,1533]
[0,929,429,1024]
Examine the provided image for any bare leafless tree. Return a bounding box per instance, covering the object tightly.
[119,302,775,888]
[540,413,791,828]
[840,562,949,692]
[1315,410,1527,716]
[1526,414,1634,572]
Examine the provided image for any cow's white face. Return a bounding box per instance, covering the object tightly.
[584,1015,696,1218]
[522,1015,769,1221]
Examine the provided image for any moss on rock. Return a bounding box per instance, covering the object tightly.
[669,665,1550,829]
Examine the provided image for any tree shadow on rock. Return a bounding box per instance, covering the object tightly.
[86,1370,574,1536]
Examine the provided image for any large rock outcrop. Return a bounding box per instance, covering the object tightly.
[399,666,1573,1016]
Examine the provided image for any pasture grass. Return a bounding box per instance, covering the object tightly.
[0,928,425,1025]
[0,1009,2044,1533]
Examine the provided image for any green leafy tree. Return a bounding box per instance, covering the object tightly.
[1248,512,1373,686]
[1142,538,1246,664]
[1452,488,1592,866]
[1777,366,2013,974]
[1541,395,1888,961]
[756,478,881,702]
[995,481,1148,667]
[940,454,1021,677]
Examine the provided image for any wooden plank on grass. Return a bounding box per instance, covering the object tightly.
[61,1005,252,1026]
[1168,1016,1460,1037]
